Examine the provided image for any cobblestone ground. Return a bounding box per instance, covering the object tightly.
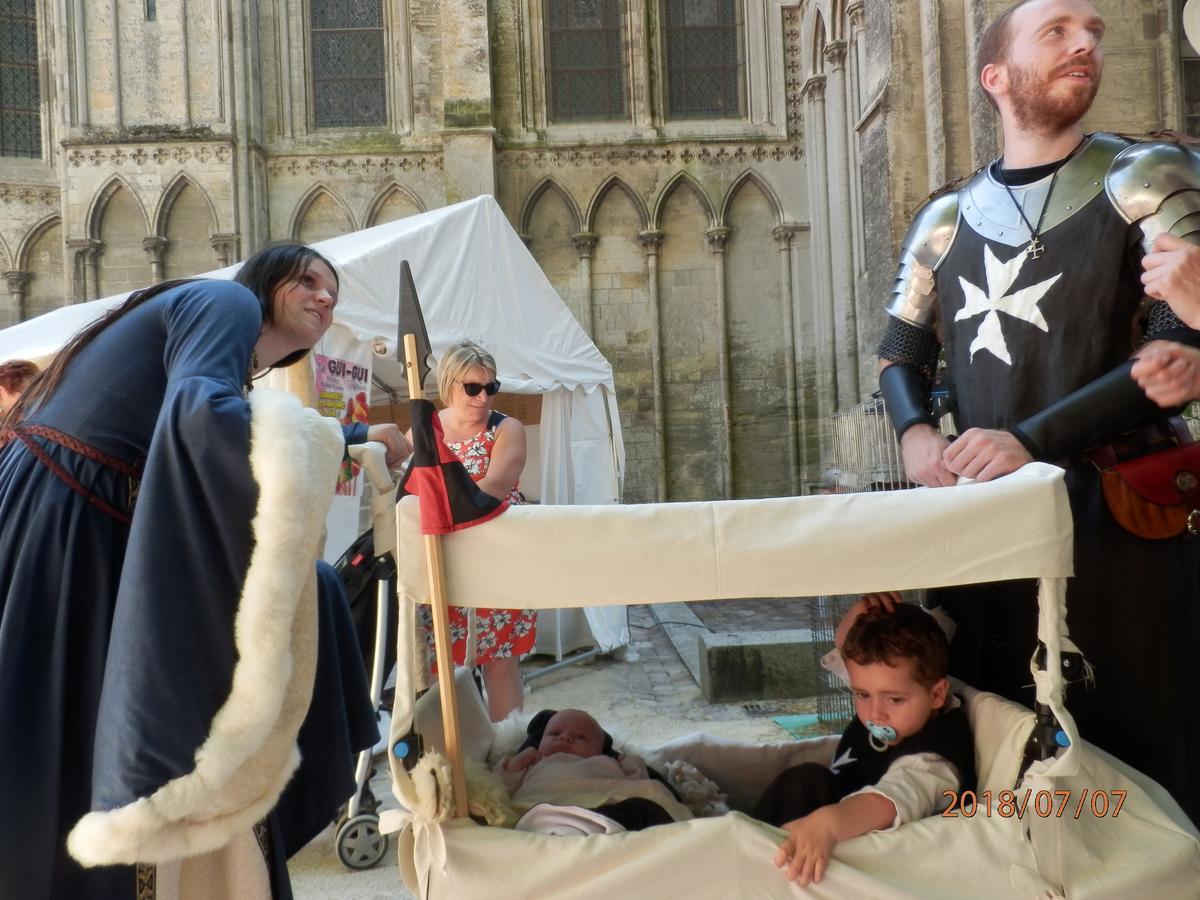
[686,597,815,633]
[523,604,826,747]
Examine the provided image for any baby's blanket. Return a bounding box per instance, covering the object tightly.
[512,754,693,822]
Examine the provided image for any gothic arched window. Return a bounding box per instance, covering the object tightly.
[310,0,387,128]
[0,0,41,158]
[662,0,744,119]
[545,0,627,121]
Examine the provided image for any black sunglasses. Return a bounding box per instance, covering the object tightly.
[460,379,501,397]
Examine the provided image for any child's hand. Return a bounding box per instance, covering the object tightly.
[617,753,649,779]
[503,747,542,772]
[836,592,902,649]
[775,810,837,886]
[860,592,900,613]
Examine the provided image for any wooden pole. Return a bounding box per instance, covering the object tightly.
[403,332,469,819]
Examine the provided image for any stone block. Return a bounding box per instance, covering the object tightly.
[698,629,832,704]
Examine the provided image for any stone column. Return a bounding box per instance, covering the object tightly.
[638,228,667,501]
[802,74,837,460]
[440,0,496,203]
[143,236,168,284]
[824,40,860,406]
[846,3,867,295]
[572,231,598,336]
[706,225,733,499]
[5,271,31,322]
[210,233,239,268]
[67,238,102,301]
[773,225,801,495]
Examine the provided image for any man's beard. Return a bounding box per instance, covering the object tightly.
[1007,59,1099,134]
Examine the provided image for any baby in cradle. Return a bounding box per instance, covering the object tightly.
[495,708,692,834]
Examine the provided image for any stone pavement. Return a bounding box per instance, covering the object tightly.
[291,600,841,898]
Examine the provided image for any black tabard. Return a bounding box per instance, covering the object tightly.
[830,700,976,799]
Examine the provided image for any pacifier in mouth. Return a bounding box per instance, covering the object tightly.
[865,720,897,752]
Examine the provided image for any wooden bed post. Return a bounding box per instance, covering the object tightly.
[403,332,470,819]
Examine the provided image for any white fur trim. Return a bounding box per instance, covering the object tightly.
[68,390,345,866]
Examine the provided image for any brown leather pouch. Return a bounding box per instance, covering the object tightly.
[1094,437,1200,540]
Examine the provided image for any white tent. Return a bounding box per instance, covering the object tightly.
[0,195,629,654]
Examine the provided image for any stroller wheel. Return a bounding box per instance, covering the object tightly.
[335,813,390,870]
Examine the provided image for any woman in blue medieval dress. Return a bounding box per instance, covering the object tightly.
[0,245,402,899]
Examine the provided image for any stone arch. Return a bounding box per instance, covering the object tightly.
[519,178,582,237]
[657,176,721,500]
[20,216,65,320]
[723,176,792,497]
[809,9,828,76]
[719,170,783,229]
[650,172,716,231]
[0,233,11,272]
[583,175,648,234]
[366,183,426,227]
[93,179,152,296]
[14,215,57,270]
[86,176,150,239]
[153,173,219,237]
[524,178,587,327]
[158,176,220,279]
[289,185,357,243]
[589,181,656,501]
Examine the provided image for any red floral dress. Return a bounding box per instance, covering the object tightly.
[419,412,537,668]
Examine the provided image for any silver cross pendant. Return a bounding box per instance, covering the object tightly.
[1026,236,1045,259]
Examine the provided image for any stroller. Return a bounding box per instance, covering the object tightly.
[329,443,405,871]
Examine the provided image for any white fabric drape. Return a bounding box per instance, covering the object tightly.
[386,463,1200,898]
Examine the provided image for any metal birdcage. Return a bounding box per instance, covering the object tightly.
[827,395,915,493]
[811,395,917,726]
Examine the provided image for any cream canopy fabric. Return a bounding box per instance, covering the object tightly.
[384,464,1200,897]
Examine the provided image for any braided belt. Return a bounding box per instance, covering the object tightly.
[5,423,142,525]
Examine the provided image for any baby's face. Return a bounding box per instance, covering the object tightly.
[845,657,948,746]
[538,710,606,758]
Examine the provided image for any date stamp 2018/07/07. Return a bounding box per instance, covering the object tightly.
[941,789,1127,819]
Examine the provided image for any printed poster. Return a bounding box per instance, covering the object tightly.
[315,352,371,496]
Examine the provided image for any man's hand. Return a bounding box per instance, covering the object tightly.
[1132,341,1200,407]
[899,424,955,487]
[1142,233,1200,329]
[366,422,411,468]
[775,809,838,886]
[942,428,1032,482]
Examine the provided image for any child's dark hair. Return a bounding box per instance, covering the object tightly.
[842,603,949,688]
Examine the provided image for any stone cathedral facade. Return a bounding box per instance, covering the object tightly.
[0,0,1193,502]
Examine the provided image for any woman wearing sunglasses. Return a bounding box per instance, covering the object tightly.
[418,339,533,721]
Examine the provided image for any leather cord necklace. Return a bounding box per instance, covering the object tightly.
[994,137,1086,260]
[998,164,1060,260]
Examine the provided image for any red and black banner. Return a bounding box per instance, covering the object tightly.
[398,398,508,535]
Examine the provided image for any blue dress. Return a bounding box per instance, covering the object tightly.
[0,280,376,899]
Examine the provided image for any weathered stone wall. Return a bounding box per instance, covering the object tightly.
[0,0,1191,503]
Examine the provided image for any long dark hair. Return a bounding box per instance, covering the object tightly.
[1,242,337,432]
[234,243,339,369]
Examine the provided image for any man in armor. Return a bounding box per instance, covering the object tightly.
[878,0,1200,823]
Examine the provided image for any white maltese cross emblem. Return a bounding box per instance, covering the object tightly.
[955,245,1060,365]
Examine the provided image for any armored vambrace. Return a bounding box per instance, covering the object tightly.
[880,363,937,442]
[1009,361,1186,462]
